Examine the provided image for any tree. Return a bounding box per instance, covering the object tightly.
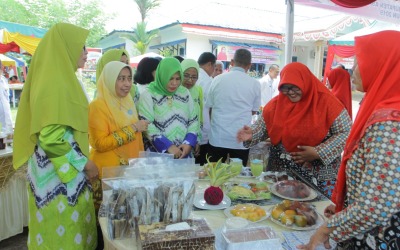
[134,0,161,22]
[122,22,158,55]
[0,0,110,47]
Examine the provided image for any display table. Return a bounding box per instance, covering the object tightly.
[0,147,29,241]
[99,177,333,250]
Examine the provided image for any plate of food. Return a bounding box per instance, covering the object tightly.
[270,180,318,201]
[268,200,324,231]
[226,182,271,201]
[224,203,270,223]
[193,193,231,210]
[262,171,293,183]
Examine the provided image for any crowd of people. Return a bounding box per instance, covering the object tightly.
[7,22,400,250]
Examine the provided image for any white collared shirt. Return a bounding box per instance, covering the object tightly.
[259,74,279,107]
[206,67,261,149]
[197,68,213,145]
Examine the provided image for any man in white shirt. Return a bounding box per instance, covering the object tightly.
[212,60,224,78]
[206,49,261,166]
[0,60,13,135]
[196,52,216,165]
[259,64,280,107]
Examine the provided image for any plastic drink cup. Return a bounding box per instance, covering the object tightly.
[229,158,242,175]
[250,159,263,177]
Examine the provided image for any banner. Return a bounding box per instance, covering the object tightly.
[83,48,102,72]
[295,0,400,24]
[216,45,281,65]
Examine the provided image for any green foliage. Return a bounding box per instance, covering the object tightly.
[134,0,161,22]
[122,22,158,55]
[160,49,173,57]
[0,0,110,47]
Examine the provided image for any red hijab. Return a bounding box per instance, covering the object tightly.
[328,68,352,118]
[263,62,344,153]
[332,30,400,212]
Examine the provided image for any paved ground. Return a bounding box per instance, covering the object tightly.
[0,91,364,249]
[0,227,28,250]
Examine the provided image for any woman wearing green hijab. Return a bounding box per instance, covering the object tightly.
[180,59,203,157]
[95,48,140,105]
[13,23,98,249]
[138,57,199,159]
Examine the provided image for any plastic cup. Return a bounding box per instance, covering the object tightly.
[229,158,242,175]
[250,159,263,177]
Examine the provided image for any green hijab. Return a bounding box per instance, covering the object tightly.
[181,59,203,124]
[148,57,183,96]
[181,59,200,77]
[96,48,130,80]
[13,23,89,169]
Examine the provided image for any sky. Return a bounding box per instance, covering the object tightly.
[101,0,191,32]
[99,0,363,33]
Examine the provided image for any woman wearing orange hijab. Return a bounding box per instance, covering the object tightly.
[237,62,351,198]
[327,67,353,118]
[299,30,400,250]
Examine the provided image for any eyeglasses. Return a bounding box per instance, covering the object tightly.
[183,74,198,81]
[280,85,301,93]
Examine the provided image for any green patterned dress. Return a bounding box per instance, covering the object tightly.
[27,125,97,249]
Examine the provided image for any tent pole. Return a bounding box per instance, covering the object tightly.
[285,0,294,65]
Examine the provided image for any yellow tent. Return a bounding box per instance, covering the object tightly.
[0,53,16,67]
[2,29,41,55]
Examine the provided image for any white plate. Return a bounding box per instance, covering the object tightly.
[270,181,318,201]
[193,193,231,210]
[267,206,324,231]
[223,204,270,223]
[261,171,294,184]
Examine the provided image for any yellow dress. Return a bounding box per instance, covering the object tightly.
[89,98,143,178]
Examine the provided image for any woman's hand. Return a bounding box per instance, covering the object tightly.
[324,204,336,218]
[290,145,320,164]
[297,223,333,250]
[84,160,99,181]
[179,144,192,158]
[194,144,200,157]
[133,120,150,132]
[236,125,253,142]
[168,145,182,159]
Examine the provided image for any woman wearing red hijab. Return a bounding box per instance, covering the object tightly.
[327,67,353,118]
[237,62,351,198]
[299,30,400,250]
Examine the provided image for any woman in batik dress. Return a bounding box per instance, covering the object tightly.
[300,30,400,250]
[13,23,98,249]
[237,62,352,199]
[138,57,198,159]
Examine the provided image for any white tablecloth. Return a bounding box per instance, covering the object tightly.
[99,178,333,250]
[0,147,29,242]
[0,173,29,241]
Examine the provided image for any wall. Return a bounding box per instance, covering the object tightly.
[185,34,213,60]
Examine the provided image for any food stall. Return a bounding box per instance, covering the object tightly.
[98,154,334,250]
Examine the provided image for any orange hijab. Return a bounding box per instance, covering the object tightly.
[332,30,400,212]
[328,68,352,118]
[263,62,344,153]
